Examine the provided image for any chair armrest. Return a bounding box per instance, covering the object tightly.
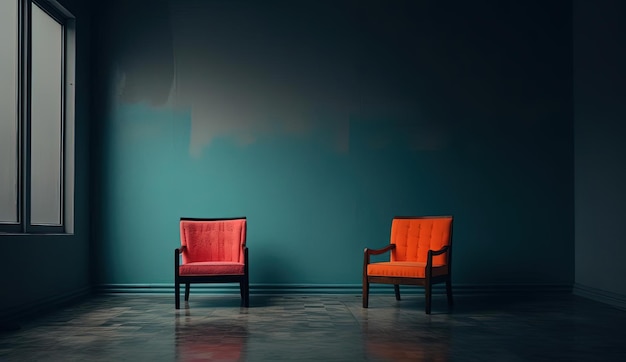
[426,245,451,271]
[428,245,449,256]
[364,244,396,256]
[175,245,187,275]
[364,244,395,266]
[242,245,248,264]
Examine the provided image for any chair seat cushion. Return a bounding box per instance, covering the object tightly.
[179,262,245,276]
[367,262,448,278]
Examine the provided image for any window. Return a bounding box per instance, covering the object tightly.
[0,0,75,234]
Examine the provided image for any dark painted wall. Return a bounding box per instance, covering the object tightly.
[0,0,92,319]
[92,0,573,288]
[574,0,626,296]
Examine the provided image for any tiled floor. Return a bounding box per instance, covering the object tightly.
[1,293,625,361]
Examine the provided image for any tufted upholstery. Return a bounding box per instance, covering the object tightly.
[367,262,449,278]
[180,219,246,265]
[390,217,452,265]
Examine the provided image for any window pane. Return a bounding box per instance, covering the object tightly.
[0,0,19,223]
[31,4,63,225]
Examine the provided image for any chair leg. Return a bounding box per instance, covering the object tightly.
[363,279,369,308]
[394,284,401,301]
[184,283,190,301]
[244,276,249,308]
[239,280,248,307]
[446,278,454,307]
[175,282,180,309]
[425,281,432,315]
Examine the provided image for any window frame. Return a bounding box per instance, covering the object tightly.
[0,0,75,234]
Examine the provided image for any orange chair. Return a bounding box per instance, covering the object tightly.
[175,217,249,309]
[363,216,454,314]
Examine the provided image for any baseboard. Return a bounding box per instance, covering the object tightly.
[573,283,626,311]
[0,286,92,330]
[97,283,572,297]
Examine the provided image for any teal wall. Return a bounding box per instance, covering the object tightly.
[92,0,574,288]
[0,0,92,319]
[574,0,626,297]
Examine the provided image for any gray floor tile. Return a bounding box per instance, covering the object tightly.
[1,293,625,361]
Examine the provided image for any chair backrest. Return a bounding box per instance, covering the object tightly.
[179,217,247,264]
[390,216,453,265]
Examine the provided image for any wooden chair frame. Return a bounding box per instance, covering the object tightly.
[362,216,453,314]
[175,217,249,309]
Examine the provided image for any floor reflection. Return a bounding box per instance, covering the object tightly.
[360,303,452,362]
[1,294,625,361]
[175,317,247,361]
[364,324,450,361]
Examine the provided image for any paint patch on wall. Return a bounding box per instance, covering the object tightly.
[106,0,454,157]
[167,2,356,157]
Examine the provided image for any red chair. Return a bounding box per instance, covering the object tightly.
[363,216,454,314]
[175,217,249,309]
